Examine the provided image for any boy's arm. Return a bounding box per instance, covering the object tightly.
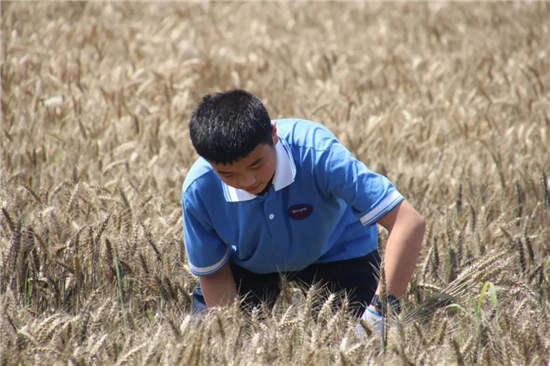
[183,193,235,308]
[199,261,238,308]
[373,200,426,307]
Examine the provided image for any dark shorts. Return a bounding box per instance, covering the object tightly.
[191,250,381,318]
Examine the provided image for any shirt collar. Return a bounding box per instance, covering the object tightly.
[222,137,296,202]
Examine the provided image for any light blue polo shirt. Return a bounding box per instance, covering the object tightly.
[182,118,404,276]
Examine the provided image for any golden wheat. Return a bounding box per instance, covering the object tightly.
[1,2,549,365]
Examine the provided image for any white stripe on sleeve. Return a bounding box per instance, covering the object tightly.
[189,246,231,275]
[359,190,404,226]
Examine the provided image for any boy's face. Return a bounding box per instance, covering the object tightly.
[209,123,279,195]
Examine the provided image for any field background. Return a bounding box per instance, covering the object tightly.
[1,2,549,365]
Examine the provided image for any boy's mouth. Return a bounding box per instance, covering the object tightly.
[244,182,262,193]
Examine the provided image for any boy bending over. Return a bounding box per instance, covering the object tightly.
[182,90,425,329]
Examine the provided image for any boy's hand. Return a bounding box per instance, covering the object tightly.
[355,306,384,338]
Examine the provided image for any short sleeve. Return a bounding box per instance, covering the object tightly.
[182,194,230,276]
[319,142,404,226]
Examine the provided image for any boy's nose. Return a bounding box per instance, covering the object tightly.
[239,175,256,189]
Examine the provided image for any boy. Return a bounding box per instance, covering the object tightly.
[182,90,425,327]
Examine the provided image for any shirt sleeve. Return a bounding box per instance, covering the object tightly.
[319,141,404,226]
[182,194,230,276]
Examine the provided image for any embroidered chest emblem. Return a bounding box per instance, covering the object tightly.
[288,204,313,220]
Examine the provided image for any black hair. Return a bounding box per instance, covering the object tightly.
[189,89,273,165]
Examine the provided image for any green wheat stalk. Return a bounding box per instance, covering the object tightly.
[113,245,127,329]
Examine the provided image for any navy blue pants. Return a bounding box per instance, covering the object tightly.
[191,250,381,317]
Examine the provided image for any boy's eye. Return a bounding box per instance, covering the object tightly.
[221,172,234,177]
[250,164,261,170]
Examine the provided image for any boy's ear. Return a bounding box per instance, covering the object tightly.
[271,122,278,145]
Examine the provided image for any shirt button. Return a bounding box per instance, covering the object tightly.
[269,214,275,220]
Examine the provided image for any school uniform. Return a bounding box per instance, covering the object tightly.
[182,118,404,314]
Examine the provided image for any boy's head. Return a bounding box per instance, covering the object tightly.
[189,90,278,194]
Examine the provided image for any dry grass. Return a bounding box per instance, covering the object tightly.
[1,2,549,365]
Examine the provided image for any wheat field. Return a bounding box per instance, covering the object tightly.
[1,2,549,365]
